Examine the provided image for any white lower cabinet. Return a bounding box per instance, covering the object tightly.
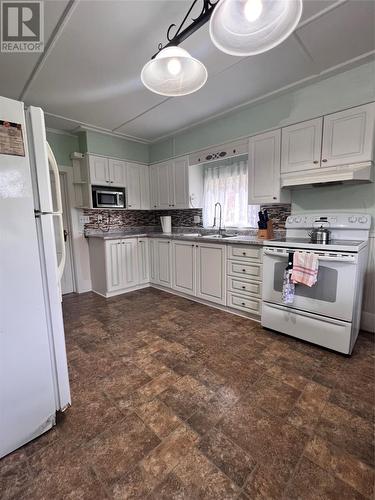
[89,237,261,316]
[196,243,226,305]
[89,237,146,297]
[226,244,263,317]
[170,241,226,304]
[105,238,138,292]
[137,238,150,284]
[149,238,172,287]
[172,240,196,296]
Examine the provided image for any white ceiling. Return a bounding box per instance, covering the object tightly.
[1,0,374,143]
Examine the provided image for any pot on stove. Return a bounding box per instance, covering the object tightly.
[309,224,331,244]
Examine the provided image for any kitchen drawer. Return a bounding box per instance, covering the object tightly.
[227,292,261,315]
[228,245,262,262]
[227,260,262,281]
[227,276,262,297]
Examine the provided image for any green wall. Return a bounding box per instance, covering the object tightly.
[150,60,375,163]
[292,183,375,229]
[47,129,149,166]
[84,131,149,164]
[46,131,79,166]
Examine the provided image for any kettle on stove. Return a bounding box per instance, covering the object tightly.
[308,222,331,244]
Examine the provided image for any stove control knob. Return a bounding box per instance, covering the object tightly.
[348,216,358,223]
[358,216,367,223]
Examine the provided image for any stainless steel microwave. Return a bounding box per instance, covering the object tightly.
[92,185,126,209]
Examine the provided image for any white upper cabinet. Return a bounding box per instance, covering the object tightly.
[321,103,375,167]
[88,155,109,186]
[126,162,141,209]
[281,118,323,173]
[248,130,290,205]
[108,159,126,186]
[150,157,191,209]
[139,165,151,210]
[153,161,171,209]
[170,157,189,209]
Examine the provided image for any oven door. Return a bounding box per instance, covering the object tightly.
[262,247,358,322]
[95,190,123,208]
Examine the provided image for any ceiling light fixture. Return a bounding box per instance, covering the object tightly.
[141,46,208,97]
[209,0,303,56]
[142,0,303,96]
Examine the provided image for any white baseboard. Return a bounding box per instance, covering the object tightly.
[361,311,375,333]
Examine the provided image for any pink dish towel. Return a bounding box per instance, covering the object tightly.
[291,251,319,287]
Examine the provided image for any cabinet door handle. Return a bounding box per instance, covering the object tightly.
[242,285,246,289]
[313,160,319,164]
[241,302,246,306]
[273,196,277,200]
[322,159,327,163]
[242,252,246,256]
[191,244,194,247]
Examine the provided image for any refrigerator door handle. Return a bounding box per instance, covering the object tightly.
[47,142,63,214]
[55,213,66,281]
[47,143,66,279]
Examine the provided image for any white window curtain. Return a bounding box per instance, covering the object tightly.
[203,157,259,228]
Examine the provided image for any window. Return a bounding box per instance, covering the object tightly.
[202,157,259,228]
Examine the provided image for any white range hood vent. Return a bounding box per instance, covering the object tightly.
[281,162,374,188]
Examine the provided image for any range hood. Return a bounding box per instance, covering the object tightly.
[281,162,373,188]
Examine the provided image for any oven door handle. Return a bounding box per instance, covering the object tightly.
[263,249,356,263]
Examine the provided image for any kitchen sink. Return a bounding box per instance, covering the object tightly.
[201,234,233,239]
[179,233,201,237]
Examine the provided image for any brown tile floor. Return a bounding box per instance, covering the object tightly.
[1,289,374,499]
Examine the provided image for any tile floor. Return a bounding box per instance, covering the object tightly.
[1,288,374,499]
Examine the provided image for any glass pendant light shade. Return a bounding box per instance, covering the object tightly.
[141,46,208,97]
[209,0,303,56]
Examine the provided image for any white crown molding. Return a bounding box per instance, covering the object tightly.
[149,50,375,144]
[46,127,77,137]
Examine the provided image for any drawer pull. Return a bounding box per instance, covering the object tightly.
[242,269,246,272]
[242,286,246,289]
[242,252,246,256]
[241,302,246,306]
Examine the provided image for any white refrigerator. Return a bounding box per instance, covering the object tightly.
[0,96,71,458]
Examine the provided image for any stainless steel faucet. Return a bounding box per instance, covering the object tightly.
[213,202,223,235]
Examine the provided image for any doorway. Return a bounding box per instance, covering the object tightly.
[59,173,75,294]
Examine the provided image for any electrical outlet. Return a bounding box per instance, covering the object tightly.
[79,215,90,224]
[193,215,200,224]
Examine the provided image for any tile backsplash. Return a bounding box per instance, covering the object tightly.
[83,204,291,232]
[260,204,291,230]
[83,208,203,232]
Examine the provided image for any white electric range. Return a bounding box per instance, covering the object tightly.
[261,213,371,354]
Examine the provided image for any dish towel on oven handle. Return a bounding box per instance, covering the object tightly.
[291,251,319,287]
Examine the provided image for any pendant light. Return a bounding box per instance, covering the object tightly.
[209,0,303,56]
[141,46,208,97]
